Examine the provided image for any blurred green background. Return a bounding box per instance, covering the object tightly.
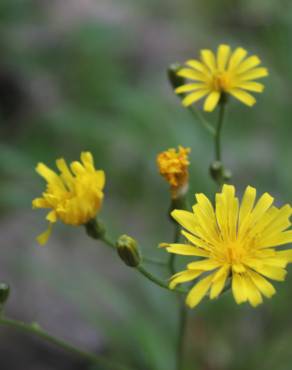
[1,0,292,369]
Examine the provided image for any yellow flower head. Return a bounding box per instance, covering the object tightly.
[157,146,191,199]
[176,44,268,112]
[162,185,292,308]
[32,152,105,245]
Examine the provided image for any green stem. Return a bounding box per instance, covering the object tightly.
[143,257,167,266]
[136,266,186,294]
[99,233,187,294]
[168,222,181,275]
[176,301,188,370]
[0,317,129,370]
[215,98,226,162]
[189,105,215,136]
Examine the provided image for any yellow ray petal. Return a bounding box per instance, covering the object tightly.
[175,83,206,94]
[36,163,64,188]
[164,243,209,257]
[277,249,292,263]
[238,67,269,81]
[236,55,261,74]
[171,210,197,233]
[177,68,207,81]
[229,89,256,106]
[241,275,263,307]
[81,152,95,171]
[195,193,216,220]
[169,270,203,289]
[217,44,231,71]
[258,205,292,242]
[95,170,106,189]
[209,266,229,299]
[56,158,74,188]
[192,204,220,245]
[228,47,247,70]
[200,49,217,72]
[249,263,287,281]
[247,269,276,298]
[238,186,256,227]
[232,273,247,304]
[32,197,50,209]
[259,230,292,249]
[223,185,239,241]
[186,59,210,75]
[186,274,214,308]
[182,89,209,107]
[237,81,264,92]
[181,230,211,250]
[187,259,220,271]
[36,223,53,246]
[46,210,57,223]
[203,91,221,112]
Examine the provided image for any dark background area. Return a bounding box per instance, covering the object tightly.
[1,1,292,369]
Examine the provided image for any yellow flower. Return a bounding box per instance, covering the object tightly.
[157,146,191,199]
[162,185,292,308]
[32,152,105,245]
[175,44,268,112]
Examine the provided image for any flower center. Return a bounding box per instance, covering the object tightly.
[212,72,230,91]
[225,242,246,265]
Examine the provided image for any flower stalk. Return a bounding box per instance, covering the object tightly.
[0,316,130,370]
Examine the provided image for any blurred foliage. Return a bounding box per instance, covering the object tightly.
[1,1,292,370]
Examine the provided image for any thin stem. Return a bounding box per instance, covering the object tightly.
[136,266,186,294]
[99,233,187,294]
[168,222,181,275]
[143,257,167,266]
[0,317,129,370]
[176,301,188,370]
[214,98,226,162]
[189,105,216,136]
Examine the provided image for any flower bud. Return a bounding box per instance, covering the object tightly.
[223,168,232,182]
[85,218,106,240]
[117,235,141,267]
[0,283,10,305]
[209,161,224,183]
[157,146,190,200]
[167,64,185,90]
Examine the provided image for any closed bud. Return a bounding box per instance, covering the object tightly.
[117,235,141,267]
[223,168,232,182]
[0,282,10,305]
[167,64,185,90]
[85,218,105,239]
[209,161,224,183]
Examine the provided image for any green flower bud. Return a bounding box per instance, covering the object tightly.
[209,161,224,183]
[85,218,105,239]
[167,64,185,90]
[0,283,10,305]
[117,235,141,267]
[223,168,232,182]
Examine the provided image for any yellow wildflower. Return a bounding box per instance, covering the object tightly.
[32,152,105,245]
[162,185,292,308]
[175,44,268,112]
[157,146,190,199]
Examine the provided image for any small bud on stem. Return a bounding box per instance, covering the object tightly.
[117,235,141,267]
